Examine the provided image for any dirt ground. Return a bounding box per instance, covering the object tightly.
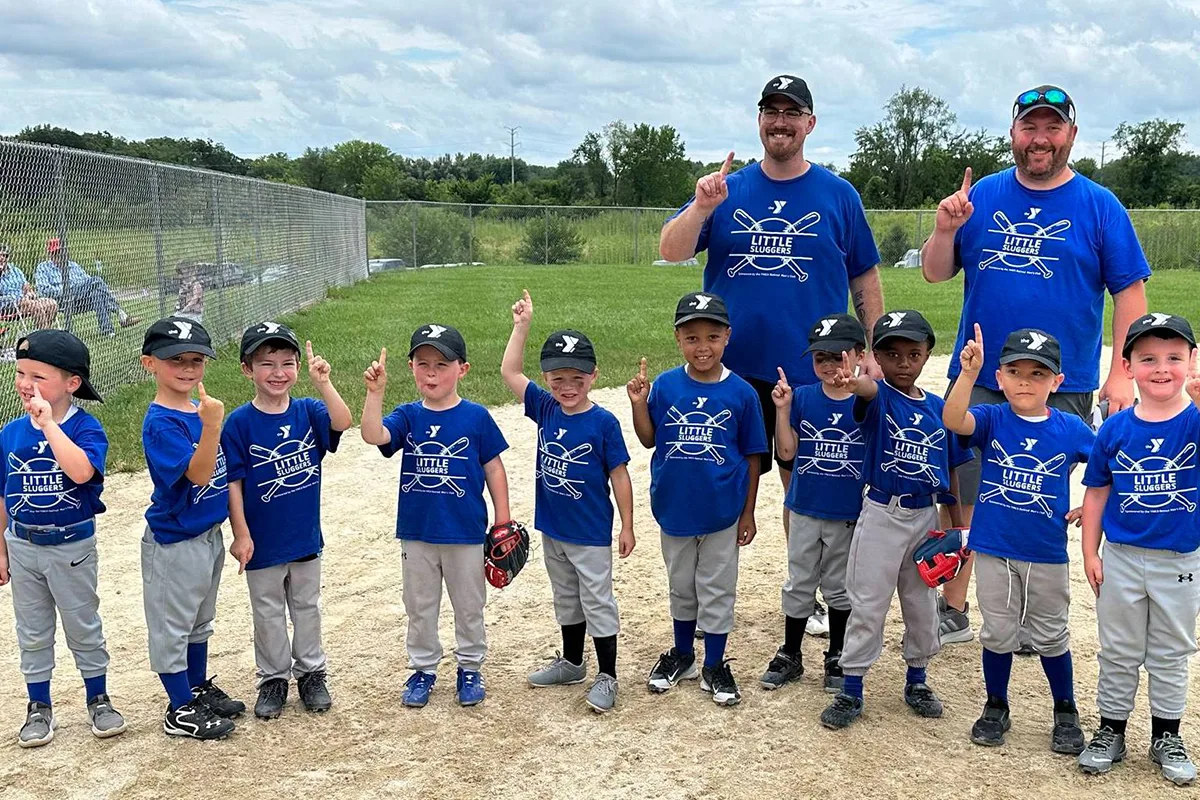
[1,350,1195,799]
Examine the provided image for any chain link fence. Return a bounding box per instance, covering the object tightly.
[0,140,367,422]
[368,200,1200,272]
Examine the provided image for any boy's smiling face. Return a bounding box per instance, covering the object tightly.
[543,367,596,412]
[1123,335,1195,405]
[243,345,300,400]
[674,319,729,376]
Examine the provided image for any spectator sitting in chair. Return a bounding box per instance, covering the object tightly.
[34,238,141,336]
[0,244,57,329]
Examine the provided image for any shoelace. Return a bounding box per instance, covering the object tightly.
[713,660,738,691]
[263,681,287,701]
[1158,735,1190,762]
[592,674,617,694]
[407,673,435,691]
[768,652,796,673]
[301,672,328,690]
[657,651,682,675]
[908,685,937,704]
[200,679,232,702]
[1087,728,1119,752]
[831,694,859,713]
[461,672,481,688]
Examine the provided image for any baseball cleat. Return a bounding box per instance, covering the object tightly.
[970,700,1010,747]
[298,670,332,712]
[456,668,485,706]
[1051,702,1085,755]
[192,677,246,719]
[701,660,742,706]
[163,701,235,740]
[254,678,288,719]
[759,647,803,690]
[18,701,55,748]
[1150,733,1197,786]
[822,651,844,694]
[402,671,436,708]
[806,602,830,638]
[87,694,128,739]
[1078,727,1126,775]
[528,653,587,687]
[904,682,944,718]
[647,647,699,693]
[821,693,863,730]
[585,673,618,713]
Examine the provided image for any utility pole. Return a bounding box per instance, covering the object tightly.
[505,126,521,184]
[1100,141,1108,170]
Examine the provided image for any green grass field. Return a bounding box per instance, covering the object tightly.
[94,264,1200,471]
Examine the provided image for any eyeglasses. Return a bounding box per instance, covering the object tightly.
[1013,87,1075,122]
[759,107,811,122]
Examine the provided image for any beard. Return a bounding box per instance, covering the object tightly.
[761,127,804,162]
[1014,143,1071,180]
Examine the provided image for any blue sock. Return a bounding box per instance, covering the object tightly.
[159,671,194,710]
[27,680,51,706]
[673,619,696,655]
[83,674,107,702]
[982,648,1013,701]
[703,632,728,667]
[843,674,864,699]
[905,666,927,686]
[186,641,208,689]
[1040,651,1075,704]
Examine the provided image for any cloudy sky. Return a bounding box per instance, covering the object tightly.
[2,0,1198,169]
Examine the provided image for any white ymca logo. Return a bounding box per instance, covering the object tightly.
[1026,207,1042,220]
[830,413,843,426]
[770,200,787,214]
[1148,313,1174,327]
[259,322,282,334]
[1022,437,1038,451]
[775,77,794,90]
[1149,438,1164,454]
[35,441,50,455]
[1024,332,1049,351]
[555,428,568,440]
[911,413,923,426]
[886,312,907,328]
[424,325,447,339]
[559,335,579,353]
[278,425,291,439]
[428,425,441,438]
[817,318,837,337]
[1113,442,1197,513]
[171,321,194,340]
[693,294,713,310]
[695,397,709,409]
[981,440,1066,517]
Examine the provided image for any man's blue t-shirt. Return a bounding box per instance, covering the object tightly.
[379,399,508,545]
[668,162,879,386]
[950,168,1151,392]
[647,366,767,536]
[1,407,107,528]
[968,404,1094,563]
[1083,404,1200,553]
[856,382,974,498]
[143,403,229,544]
[524,383,630,547]
[222,398,342,570]
[784,383,865,520]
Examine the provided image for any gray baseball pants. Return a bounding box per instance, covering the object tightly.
[141,524,224,674]
[401,540,487,673]
[542,534,620,639]
[974,552,1071,657]
[245,557,327,684]
[782,510,854,618]
[659,524,739,634]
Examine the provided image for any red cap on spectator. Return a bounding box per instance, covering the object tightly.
[46,238,62,254]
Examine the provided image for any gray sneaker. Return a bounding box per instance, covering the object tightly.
[938,596,974,645]
[585,673,618,713]
[18,701,55,748]
[1151,733,1197,786]
[528,653,587,687]
[1078,727,1126,775]
[87,694,128,739]
[760,647,804,690]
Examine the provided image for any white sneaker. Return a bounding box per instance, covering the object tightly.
[806,602,829,637]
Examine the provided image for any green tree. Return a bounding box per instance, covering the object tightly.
[328,140,394,197]
[1108,119,1187,206]
[572,131,612,203]
[1071,156,1099,181]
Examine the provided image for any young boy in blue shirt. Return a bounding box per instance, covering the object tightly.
[943,326,1094,753]
[361,324,511,709]
[222,322,352,720]
[628,291,767,706]
[1,331,125,747]
[140,317,243,740]
[501,290,635,713]
[821,309,972,730]
[761,313,866,694]
[1078,313,1200,786]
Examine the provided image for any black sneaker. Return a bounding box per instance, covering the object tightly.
[647,647,699,693]
[298,670,332,712]
[823,651,844,694]
[971,699,1011,747]
[1051,702,1086,755]
[163,701,235,740]
[701,660,742,706]
[904,682,944,718]
[821,693,864,729]
[192,677,246,719]
[254,679,288,720]
[759,647,803,690]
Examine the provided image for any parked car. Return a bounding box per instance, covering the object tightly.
[369,257,408,274]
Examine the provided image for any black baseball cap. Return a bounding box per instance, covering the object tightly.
[1013,85,1075,123]
[240,321,301,362]
[804,313,866,355]
[999,328,1062,373]
[1123,313,1197,359]
[675,292,730,327]
[142,316,216,359]
[760,75,813,111]
[872,310,936,349]
[540,330,596,373]
[409,323,467,361]
[15,330,102,402]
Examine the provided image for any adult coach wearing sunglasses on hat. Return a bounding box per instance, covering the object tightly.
[921,85,1150,645]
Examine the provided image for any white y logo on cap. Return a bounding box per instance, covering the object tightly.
[885,312,907,328]
[1025,332,1049,351]
[775,77,794,90]
[1022,437,1038,451]
[817,318,837,337]
[560,335,579,353]
[693,294,713,310]
[172,321,194,340]
[424,325,447,338]
[260,322,282,334]
[1149,313,1174,327]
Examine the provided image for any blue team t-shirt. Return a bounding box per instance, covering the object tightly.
[1083,404,1200,553]
[668,162,880,386]
[856,381,974,498]
[968,404,1094,563]
[143,402,230,544]
[950,168,1151,393]
[524,383,630,547]
[1,407,107,528]
[222,398,342,570]
[379,398,508,545]
[784,383,865,520]
[647,365,767,536]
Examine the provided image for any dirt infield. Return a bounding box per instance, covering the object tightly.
[2,351,1195,799]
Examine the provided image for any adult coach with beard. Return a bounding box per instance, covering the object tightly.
[660,76,884,558]
[921,85,1150,645]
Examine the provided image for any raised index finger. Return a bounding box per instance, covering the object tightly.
[638,357,647,379]
[719,151,734,177]
[379,347,387,368]
[777,366,788,385]
[32,384,43,398]
[961,166,973,194]
[306,340,315,361]
[197,381,208,399]
[973,322,983,347]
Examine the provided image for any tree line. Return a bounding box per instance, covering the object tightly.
[8,87,1200,209]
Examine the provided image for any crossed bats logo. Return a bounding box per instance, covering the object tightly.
[1112,442,1197,513]
[249,428,319,503]
[401,433,469,497]
[980,210,1071,278]
[663,404,731,464]
[536,428,593,500]
[979,440,1067,518]
[726,207,820,282]
[794,421,864,479]
[6,451,81,514]
[881,414,944,484]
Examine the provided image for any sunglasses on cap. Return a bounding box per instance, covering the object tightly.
[1013,86,1075,123]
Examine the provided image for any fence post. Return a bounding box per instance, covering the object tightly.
[468,205,475,264]
[915,209,923,252]
[544,207,550,266]
[633,208,640,265]
[411,203,418,268]
[149,166,168,318]
[210,175,229,332]
[52,148,74,332]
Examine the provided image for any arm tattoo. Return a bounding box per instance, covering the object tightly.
[853,290,866,323]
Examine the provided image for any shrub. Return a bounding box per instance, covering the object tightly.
[517,214,584,264]
[375,206,471,265]
[877,224,910,266]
